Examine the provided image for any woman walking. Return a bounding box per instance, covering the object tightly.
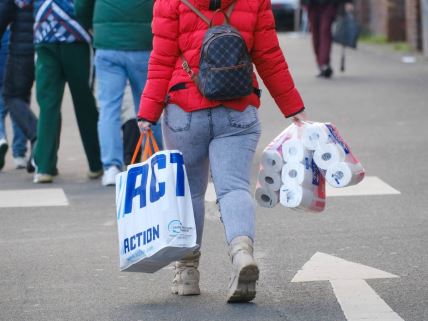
[138,0,306,302]
[302,0,354,78]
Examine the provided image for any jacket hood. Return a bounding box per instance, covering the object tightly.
[193,0,237,11]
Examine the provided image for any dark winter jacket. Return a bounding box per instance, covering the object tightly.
[74,0,153,51]
[0,0,34,56]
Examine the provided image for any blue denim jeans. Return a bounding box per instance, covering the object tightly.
[162,104,261,245]
[0,88,27,157]
[95,49,163,169]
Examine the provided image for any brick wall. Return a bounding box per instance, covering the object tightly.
[355,0,423,51]
[389,0,406,41]
[355,0,406,41]
[405,0,422,50]
[368,0,389,37]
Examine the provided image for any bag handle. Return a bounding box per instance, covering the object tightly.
[130,129,160,165]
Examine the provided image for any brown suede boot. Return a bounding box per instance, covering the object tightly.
[227,236,259,303]
[171,251,201,296]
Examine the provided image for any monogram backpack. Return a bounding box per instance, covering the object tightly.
[180,0,253,100]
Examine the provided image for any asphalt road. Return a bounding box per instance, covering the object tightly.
[0,33,427,321]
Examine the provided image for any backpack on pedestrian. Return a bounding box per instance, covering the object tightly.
[180,0,253,100]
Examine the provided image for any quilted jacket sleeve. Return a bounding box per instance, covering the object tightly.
[251,0,304,117]
[138,0,179,122]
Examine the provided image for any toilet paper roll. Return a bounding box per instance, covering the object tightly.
[258,167,282,191]
[325,162,365,188]
[313,143,346,170]
[279,183,314,209]
[281,162,313,186]
[281,139,310,163]
[302,123,330,150]
[261,149,283,173]
[255,184,279,208]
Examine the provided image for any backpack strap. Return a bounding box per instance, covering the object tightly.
[225,1,237,18]
[180,0,211,25]
[180,0,237,25]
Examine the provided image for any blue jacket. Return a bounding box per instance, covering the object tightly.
[17,0,91,44]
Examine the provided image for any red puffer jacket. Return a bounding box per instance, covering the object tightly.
[138,0,304,122]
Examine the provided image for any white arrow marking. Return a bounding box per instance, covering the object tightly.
[292,252,404,321]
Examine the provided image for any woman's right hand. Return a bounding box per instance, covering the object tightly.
[292,110,307,126]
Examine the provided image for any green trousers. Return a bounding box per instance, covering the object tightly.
[34,43,102,175]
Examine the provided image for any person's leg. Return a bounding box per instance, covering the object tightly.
[3,54,37,143]
[126,50,163,149]
[34,44,65,179]
[11,117,28,168]
[162,104,210,247]
[93,49,127,174]
[0,89,7,141]
[308,5,322,67]
[61,43,102,174]
[209,106,261,303]
[317,3,337,73]
[162,104,210,296]
[0,92,8,171]
[209,106,261,243]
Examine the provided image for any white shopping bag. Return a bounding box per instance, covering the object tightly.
[115,131,198,273]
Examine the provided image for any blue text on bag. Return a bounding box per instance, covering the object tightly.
[120,152,185,217]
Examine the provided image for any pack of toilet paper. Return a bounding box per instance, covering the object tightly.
[255,121,364,212]
[303,122,365,188]
[255,124,326,212]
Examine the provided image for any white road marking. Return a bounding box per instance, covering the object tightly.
[0,188,69,208]
[327,176,400,197]
[292,252,404,321]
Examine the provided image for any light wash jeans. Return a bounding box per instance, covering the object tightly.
[95,49,163,169]
[162,104,261,245]
[0,88,27,157]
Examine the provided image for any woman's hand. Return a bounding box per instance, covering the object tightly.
[292,110,307,126]
[138,120,152,134]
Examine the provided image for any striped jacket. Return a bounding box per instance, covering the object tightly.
[16,0,91,44]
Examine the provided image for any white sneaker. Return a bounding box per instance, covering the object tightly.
[13,157,27,169]
[101,166,121,186]
[33,173,53,184]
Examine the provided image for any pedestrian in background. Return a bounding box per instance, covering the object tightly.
[138,0,306,302]
[75,0,163,187]
[0,0,38,172]
[19,0,103,183]
[301,0,354,78]
[0,30,16,171]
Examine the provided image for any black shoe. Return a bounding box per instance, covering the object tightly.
[27,157,35,173]
[27,140,36,173]
[317,65,333,78]
[0,140,8,171]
